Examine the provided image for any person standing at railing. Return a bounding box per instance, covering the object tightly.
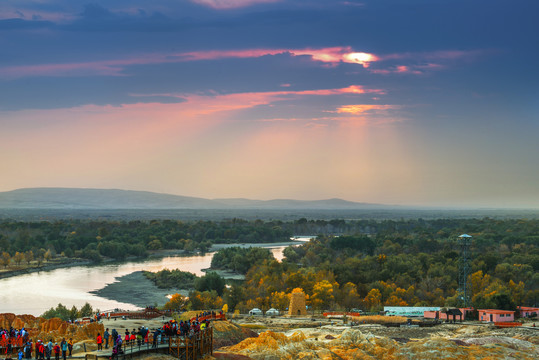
[96,334,102,351]
[103,329,110,349]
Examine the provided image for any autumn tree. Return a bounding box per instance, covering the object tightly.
[25,250,34,265]
[0,252,10,268]
[44,249,52,262]
[271,291,290,311]
[13,251,24,266]
[311,280,335,311]
[364,288,382,311]
[339,282,362,311]
[164,293,188,311]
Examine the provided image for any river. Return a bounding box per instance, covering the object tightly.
[0,238,312,316]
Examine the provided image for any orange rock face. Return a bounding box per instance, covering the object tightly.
[0,313,103,345]
[222,329,539,360]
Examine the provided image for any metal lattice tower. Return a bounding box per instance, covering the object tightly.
[458,234,472,307]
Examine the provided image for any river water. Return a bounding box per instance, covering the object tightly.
[0,238,311,316]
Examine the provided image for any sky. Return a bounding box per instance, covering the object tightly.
[0,0,538,208]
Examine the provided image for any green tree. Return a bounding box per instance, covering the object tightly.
[195,272,226,296]
[79,302,93,317]
[69,306,79,321]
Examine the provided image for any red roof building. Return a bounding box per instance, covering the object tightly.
[517,306,539,318]
[478,309,515,322]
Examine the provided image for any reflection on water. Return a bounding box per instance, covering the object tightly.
[0,242,303,316]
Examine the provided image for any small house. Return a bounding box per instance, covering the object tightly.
[517,306,539,318]
[423,307,473,322]
[478,309,515,322]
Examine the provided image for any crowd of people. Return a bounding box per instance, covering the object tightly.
[1,328,74,360]
[2,313,216,360]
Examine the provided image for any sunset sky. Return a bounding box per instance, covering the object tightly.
[1,0,538,208]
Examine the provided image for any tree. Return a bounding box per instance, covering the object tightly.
[44,249,52,262]
[69,306,79,321]
[310,280,335,311]
[25,250,34,265]
[0,252,10,268]
[79,302,93,317]
[164,294,188,311]
[13,251,24,266]
[364,288,382,311]
[194,272,226,296]
[271,291,290,311]
[42,303,70,321]
[339,282,362,311]
[225,284,245,311]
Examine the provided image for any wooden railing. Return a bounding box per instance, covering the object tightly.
[189,313,226,323]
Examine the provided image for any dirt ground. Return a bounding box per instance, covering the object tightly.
[100,316,175,334]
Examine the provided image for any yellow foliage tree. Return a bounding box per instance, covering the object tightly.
[364,288,382,311]
[508,280,525,306]
[339,282,362,311]
[311,280,335,310]
[13,251,24,266]
[271,291,290,311]
[164,293,188,311]
[470,270,491,296]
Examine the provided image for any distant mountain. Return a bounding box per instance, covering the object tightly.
[0,188,382,210]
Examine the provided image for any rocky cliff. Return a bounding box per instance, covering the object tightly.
[0,313,103,352]
[219,327,539,360]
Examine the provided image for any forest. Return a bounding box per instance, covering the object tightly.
[0,218,292,264]
[149,218,538,314]
[1,217,537,314]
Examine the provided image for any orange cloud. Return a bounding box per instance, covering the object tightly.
[336,104,399,114]
[0,47,380,79]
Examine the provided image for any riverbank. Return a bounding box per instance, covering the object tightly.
[90,271,189,308]
[0,241,303,281]
[0,258,92,280]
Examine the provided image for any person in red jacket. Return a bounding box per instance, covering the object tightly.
[53,343,60,360]
[96,334,102,351]
[38,341,45,360]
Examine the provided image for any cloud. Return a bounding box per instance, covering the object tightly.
[190,0,282,9]
[336,104,399,114]
[366,49,488,75]
[0,18,54,30]
[0,46,379,79]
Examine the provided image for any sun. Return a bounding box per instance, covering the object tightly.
[343,52,378,67]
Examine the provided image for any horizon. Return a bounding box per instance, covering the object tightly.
[1,1,538,208]
[2,186,538,210]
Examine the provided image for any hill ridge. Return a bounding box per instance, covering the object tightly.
[0,187,381,210]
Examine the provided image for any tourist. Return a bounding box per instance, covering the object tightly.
[111,330,118,347]
[24,340,32,359]
[45,340,52,360]
[53,343,60,360]
[96,334,102,351]
[34,340,39,360]
[67,339,73,357]
[103,329,109,349]
[60,339,67,360]
[38,341,44,360]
